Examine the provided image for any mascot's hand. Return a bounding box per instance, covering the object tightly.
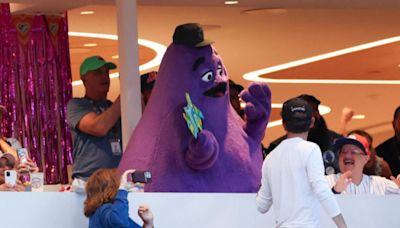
[185,129,219,170]
[240,82,272,143]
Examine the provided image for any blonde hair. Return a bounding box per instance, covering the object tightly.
[84,168,120,217]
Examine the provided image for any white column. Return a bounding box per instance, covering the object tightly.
[116,0,141,150]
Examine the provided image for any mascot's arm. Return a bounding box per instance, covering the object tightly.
[185,129,219,170]
[241,82,272,144]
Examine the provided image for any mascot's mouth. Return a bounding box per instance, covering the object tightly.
[203,82,227,97]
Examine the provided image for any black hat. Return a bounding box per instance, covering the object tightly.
[172,23,213,48]
[297,94,321,106]
[229,79,244,93]
[140,71,157,93]
[281,98,312,123]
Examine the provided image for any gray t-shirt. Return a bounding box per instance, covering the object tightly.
[67,97,122,180]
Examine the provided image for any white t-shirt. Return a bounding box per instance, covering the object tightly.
[326,173,400,195]
[256,137,341,228]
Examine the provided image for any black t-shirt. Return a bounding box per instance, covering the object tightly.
[376,137,400,176]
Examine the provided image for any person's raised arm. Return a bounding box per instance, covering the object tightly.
[78,96,121,137]
[138,205,154,228]
[338,107,354,136]
[0,138,17,159]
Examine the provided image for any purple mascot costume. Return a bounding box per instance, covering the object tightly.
[119,23,271,192]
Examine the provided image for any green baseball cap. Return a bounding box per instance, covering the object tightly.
[80,56,117,76]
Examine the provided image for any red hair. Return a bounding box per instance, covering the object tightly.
[84,168,120,217]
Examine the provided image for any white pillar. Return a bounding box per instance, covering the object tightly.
[116,0,141,150]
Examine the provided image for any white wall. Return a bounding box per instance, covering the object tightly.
[0,192,399,228]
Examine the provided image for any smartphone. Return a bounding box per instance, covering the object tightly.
[4,170,17,186]
[17,148,29,164]
[131,171,152,183]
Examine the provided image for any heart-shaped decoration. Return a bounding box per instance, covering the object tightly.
[16,22,30,34]
[12,16,34,45]
[49,23,58,35]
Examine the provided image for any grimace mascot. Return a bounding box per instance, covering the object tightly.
[119,23,271,192]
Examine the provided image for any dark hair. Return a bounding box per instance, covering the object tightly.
[84,169,120,217]
[284,119,311,133]
[394,106,400,120]
[281,97,312,133]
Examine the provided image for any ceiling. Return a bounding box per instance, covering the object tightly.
[4,0,400,147]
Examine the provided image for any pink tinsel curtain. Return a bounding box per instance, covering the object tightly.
[0,3,73,184]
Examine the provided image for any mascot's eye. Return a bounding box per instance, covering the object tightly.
[217,65,223,76]
[201,71,214,82]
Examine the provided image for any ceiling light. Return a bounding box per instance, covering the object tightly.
[225,1,239,5]
[80,11,94,15]
[244,36,400,84]
[112,55,119,59]
[83,43,97,47]
[242,8,288,15]
[352,115,365,120]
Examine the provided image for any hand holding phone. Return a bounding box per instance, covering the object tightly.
[119,169,135,191]
[4,170,17,186]
[17,148,29,164]
[131,171,152,183]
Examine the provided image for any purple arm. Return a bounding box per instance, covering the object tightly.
[185,130,219,170]
[240,82,272,143]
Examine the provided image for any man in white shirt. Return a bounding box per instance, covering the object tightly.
[256,98,347,228]
[326,134,400,195]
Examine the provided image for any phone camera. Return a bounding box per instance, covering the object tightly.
[6,171,10,177]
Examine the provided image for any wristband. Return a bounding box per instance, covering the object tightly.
[331,186,341,194]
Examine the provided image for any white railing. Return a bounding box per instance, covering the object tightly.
[0,192,399,228]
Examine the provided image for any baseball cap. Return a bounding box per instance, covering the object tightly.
[140,71,157,93]
[172,23,214,48]
[79,56,117,76]
[297,94,321,106]
[281,98,312,123]
[333,134,369,156]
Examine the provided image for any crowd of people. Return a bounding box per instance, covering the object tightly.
[1,47,400,227]
[256,96,400,227]
[0,105,40,192]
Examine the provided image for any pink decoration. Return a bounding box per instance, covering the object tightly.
[0,4,73,184]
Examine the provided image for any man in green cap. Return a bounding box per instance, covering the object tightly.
[67,56,122,192]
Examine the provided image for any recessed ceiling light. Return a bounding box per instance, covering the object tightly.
[80,11,94,15]
[112,55,119,59]
[242,8,288,15]
[352,115,365,120]
[225,1,239,5]
[83,43,97,47]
